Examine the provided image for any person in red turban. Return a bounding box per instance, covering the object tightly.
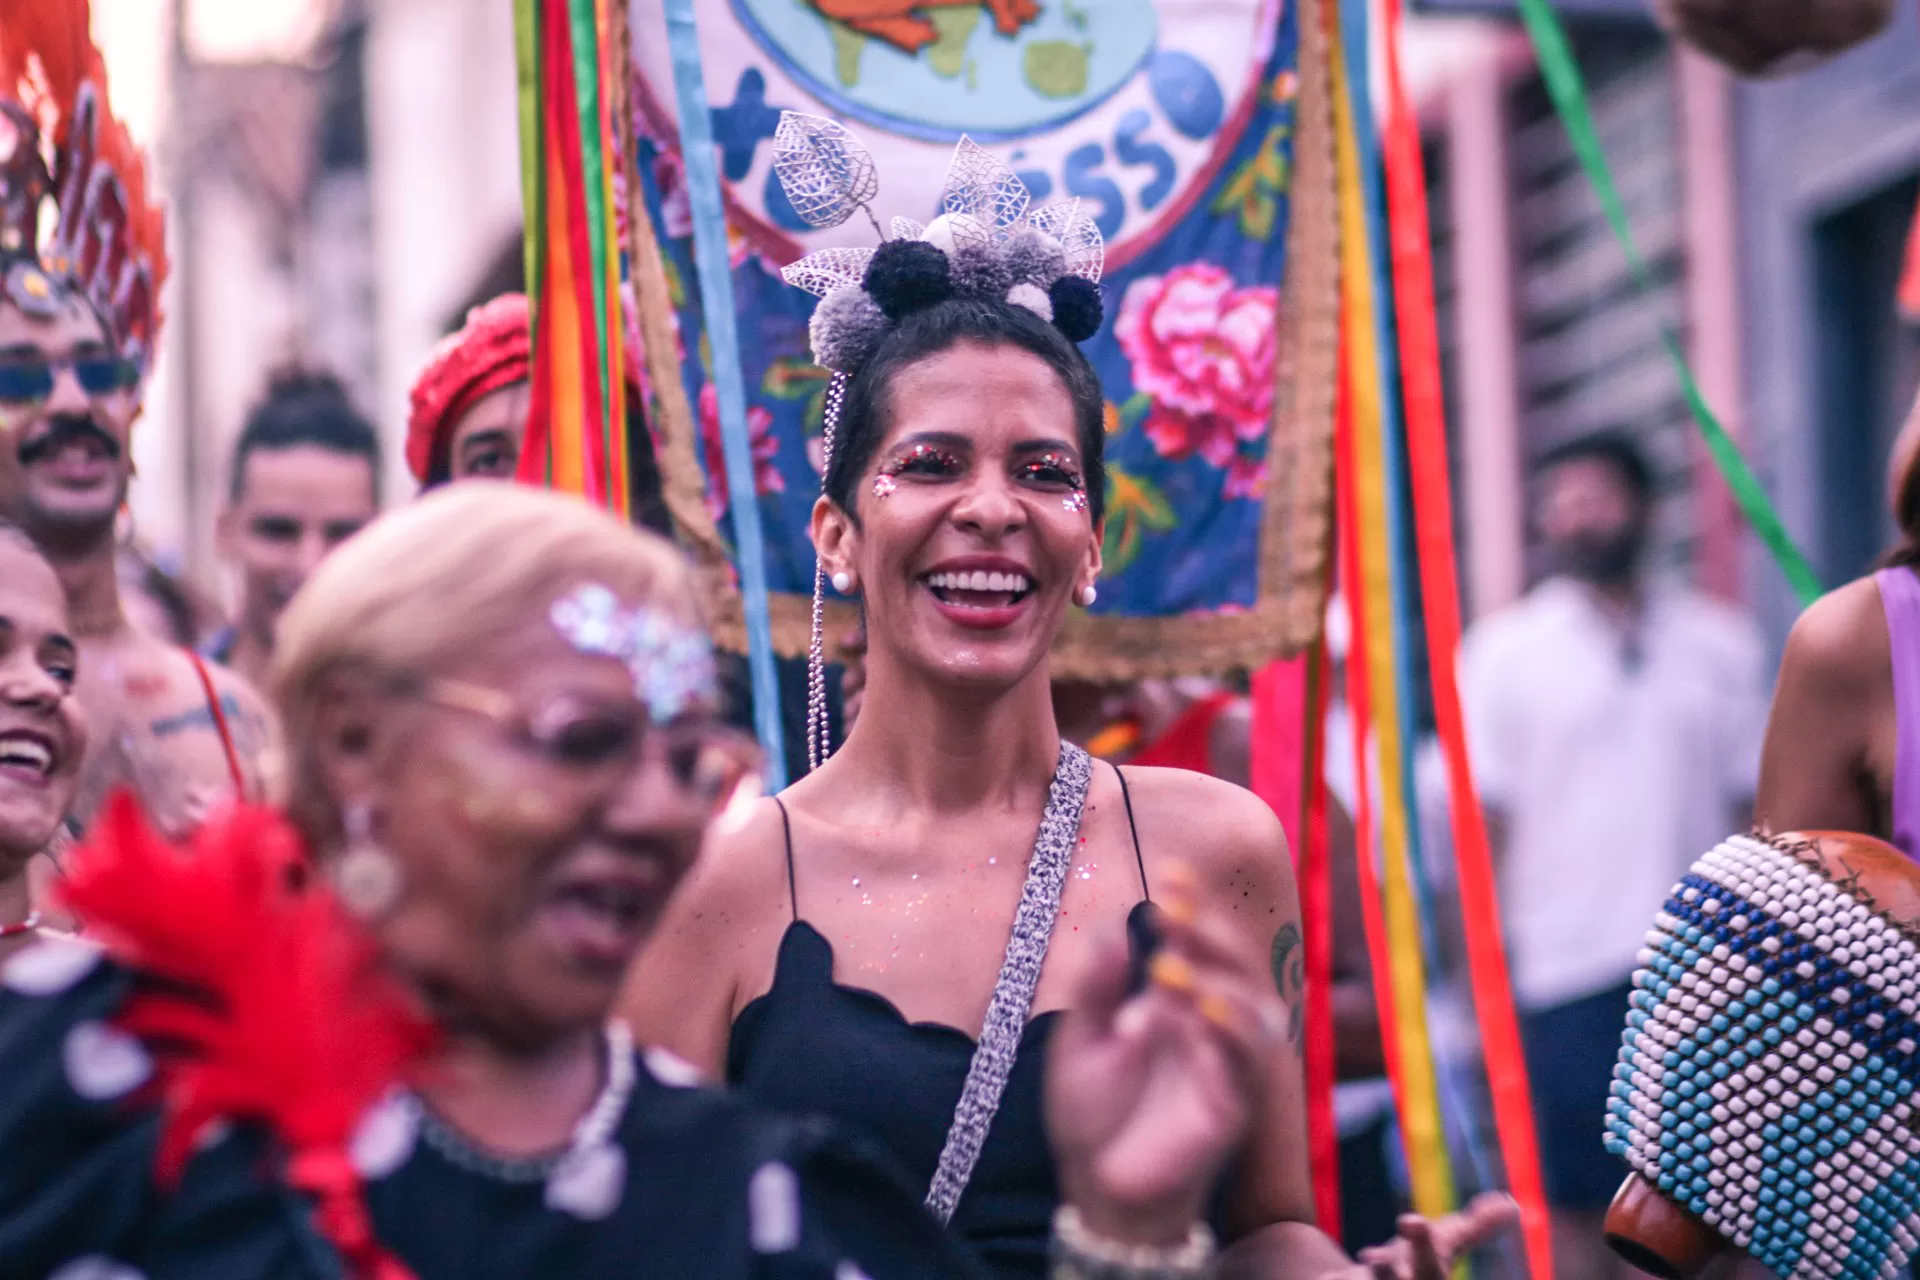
[405,294,534,489]
[405,293,669,532]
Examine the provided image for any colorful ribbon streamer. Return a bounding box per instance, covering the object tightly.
[1379,0,1554,1273]
[1328,0,1455,1221]
[513,0,630,516]
[1250,654,1342,1232]
[1514,0,1823,608]
[658,0,788,786]
[1337,0,1446,973]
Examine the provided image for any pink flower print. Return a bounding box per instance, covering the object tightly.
[698,384,783,521]
[1115,263,1281,500]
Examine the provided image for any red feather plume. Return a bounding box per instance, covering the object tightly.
[58,793,434,1280]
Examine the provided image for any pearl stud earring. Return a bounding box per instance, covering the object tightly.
[1077,584,1098,608]
[831,571,855,594]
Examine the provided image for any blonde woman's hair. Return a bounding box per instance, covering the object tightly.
[270,481,701,840]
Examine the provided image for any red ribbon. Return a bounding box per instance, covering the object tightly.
[1377,1,1553,1272]
[1250,654,1341,1232]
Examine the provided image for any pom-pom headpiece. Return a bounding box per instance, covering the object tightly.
[0,0,167,390]
[772,114,1106,373]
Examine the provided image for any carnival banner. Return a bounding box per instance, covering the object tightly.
[626,0,1337,679]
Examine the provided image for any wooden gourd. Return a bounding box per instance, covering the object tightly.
[1652,0,1894,77]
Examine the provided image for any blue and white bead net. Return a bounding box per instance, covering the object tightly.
[1605,834,1920,1280]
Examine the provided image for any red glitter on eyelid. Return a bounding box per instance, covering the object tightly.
[1022,452,1085,488]
[879,443,962,475]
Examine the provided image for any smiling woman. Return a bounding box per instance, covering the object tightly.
[0,522,86,963]
[624,292,1513,1279]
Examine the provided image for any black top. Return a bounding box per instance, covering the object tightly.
[728,768,1153,1280]
[0,943,984,1280]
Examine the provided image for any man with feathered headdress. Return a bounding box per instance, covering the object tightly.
[0,0,276,841]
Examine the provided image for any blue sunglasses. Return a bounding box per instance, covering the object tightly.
[0,353,140,403]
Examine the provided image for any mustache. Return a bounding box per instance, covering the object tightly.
[17,415,122,466]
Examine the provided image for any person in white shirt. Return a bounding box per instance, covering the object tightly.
[1459,433,1766,1280]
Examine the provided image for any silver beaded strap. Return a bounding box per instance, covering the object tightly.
[925,741,1093,1224]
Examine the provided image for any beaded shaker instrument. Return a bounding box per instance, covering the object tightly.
[1603,831,1920,1280]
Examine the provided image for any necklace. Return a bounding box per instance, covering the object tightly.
[370,1021,637,1220]
[0,912,41,939]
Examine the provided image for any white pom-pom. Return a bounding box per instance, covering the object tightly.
[1007,282,1052,322]
[922,213,988,254]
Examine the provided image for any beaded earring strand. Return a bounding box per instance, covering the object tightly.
[805,371,848,773]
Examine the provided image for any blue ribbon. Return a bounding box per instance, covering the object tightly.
[660,0,789,788]
[1339,0,1440,964]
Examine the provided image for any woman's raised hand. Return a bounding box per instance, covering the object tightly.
[1343,1196,1519,1280]
[1044,862,1283,1249]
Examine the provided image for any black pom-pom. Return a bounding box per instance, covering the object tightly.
[1048,276,1104,343]
[864,240,953,321]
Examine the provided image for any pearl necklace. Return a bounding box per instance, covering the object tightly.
[351,1021,637,1222]
[414,1021,635,1179]
[0,912,42,939]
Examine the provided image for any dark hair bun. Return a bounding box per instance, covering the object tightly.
[864,240,954,321]
[1048,276,1103,343]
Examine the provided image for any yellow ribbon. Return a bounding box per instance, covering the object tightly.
[1327,9,1456,1222]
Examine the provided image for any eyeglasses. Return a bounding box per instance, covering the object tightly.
[0,353,140,404]
[414,676,762,811]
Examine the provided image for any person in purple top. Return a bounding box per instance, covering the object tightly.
[1759,399,1920,855]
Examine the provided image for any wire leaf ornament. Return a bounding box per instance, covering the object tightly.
[772,112,880,232]
[1027,199,1105,283]
[781,246,876,297]
[942,137,1030,238]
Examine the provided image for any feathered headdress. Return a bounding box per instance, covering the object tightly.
[0,0,167,382]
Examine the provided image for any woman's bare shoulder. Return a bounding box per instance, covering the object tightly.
[662,794,795,930]
[1781,576,1893,701]
[1113,766,1292,913]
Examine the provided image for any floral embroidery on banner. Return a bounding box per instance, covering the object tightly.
[1115,263,1281,501]
[698,383,785,521]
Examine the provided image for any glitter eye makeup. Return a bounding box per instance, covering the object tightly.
[1017,451,1085,493]
[878,442,964,479]
[1063,491,1089,514]
[871,474,897,499]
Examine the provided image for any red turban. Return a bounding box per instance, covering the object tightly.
[405,293,531,485]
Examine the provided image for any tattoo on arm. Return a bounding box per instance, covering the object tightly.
[1271,922,1305,1055]
[150,695,243,739]
[150,695,266,755]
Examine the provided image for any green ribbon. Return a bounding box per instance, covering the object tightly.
[1514,0,1825,607]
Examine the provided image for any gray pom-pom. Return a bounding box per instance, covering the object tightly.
[810,286,889,371]
[1001,228,1067,287]
[947,242,1015,301]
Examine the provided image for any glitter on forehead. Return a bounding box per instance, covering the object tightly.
[548,585,718,725]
